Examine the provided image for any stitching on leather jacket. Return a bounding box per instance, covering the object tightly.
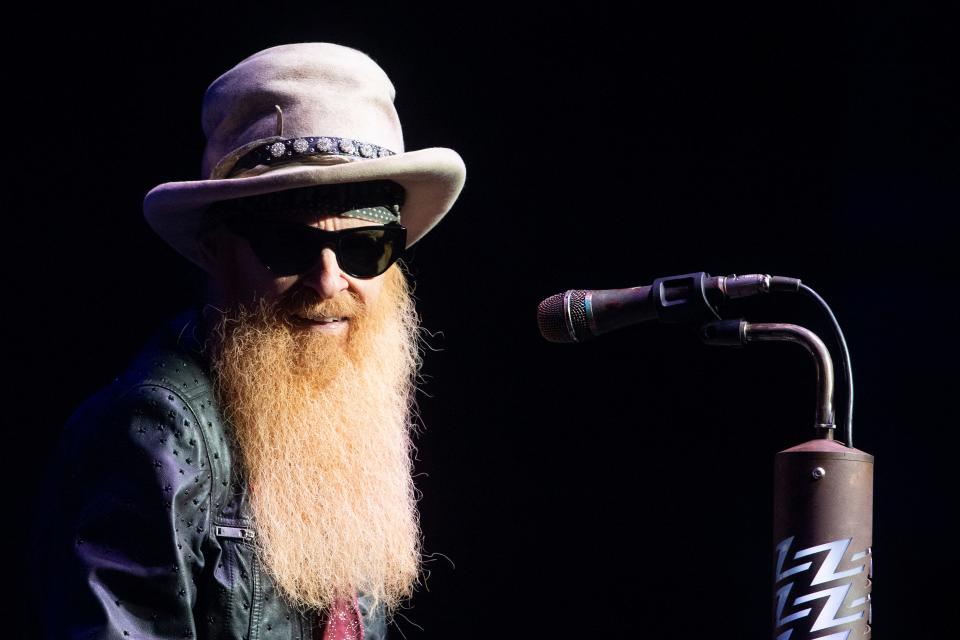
[125,380,219,539]
[38,309,389,639]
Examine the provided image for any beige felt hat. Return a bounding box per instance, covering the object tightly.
[143,42,466,273]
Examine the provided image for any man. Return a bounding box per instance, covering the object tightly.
[34,42,466,639]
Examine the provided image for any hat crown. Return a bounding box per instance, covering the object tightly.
[200,43,405,179]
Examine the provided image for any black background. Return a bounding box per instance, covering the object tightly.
[9,2,957,638]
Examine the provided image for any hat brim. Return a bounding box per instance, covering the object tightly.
[143,147,466,273]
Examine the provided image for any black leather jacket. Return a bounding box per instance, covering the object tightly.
[34,308,387,639]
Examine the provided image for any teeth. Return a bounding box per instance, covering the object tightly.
[297,315,346,323]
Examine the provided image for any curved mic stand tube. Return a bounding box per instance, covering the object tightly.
[743,322,835,437]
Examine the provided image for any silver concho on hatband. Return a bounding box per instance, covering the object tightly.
[232,135,396,174]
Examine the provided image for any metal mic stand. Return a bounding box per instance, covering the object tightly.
[701,319,873,640]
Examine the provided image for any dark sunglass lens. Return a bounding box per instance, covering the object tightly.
[245,224,319,276]
[339,228,402,278]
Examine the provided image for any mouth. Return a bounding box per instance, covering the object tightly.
[289,313,351,332]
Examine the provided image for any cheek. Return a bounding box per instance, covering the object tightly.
[354,276,386,307]
[217,244,293,305]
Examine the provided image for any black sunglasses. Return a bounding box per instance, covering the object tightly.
[224,217,407,279]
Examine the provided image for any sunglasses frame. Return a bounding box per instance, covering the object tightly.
[223,216,407,279]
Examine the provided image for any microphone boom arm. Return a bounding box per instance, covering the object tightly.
[701,319,836,436]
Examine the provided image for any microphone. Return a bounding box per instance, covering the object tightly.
[537,272,800,343]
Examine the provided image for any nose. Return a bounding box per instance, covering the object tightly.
[298,247,349,299]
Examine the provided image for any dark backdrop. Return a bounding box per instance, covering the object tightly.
[9,2,956,638]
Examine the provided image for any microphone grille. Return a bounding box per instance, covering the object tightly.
[537,293,569,343]
[537,290,588,343]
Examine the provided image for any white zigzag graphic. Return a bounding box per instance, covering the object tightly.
[794,583,864,632]
[794,539,864,586]
[776,629,851,640]
[774,536,868,639]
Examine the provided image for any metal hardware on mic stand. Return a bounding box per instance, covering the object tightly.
[538,272,868,638]
[702,319,873,640]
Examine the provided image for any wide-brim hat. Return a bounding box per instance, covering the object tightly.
[143,42,466,273]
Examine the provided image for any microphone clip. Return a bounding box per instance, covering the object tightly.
[651,271,723,323]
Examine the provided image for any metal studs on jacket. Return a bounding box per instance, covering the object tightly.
[34,307,387,640]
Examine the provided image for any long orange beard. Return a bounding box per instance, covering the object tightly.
[209,266,422,614]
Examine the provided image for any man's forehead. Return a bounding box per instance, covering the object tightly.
[207,180,404,226]
[275,211,382,228]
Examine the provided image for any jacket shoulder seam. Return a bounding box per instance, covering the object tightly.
[122,381,218,548]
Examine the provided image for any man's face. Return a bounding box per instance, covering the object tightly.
[203,212,389,333]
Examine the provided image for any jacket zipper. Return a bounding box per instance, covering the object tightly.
[250,551,263,640]
[214,525,263,638]
[214,525,256,540]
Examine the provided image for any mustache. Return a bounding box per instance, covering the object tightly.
[280,286,365,320]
